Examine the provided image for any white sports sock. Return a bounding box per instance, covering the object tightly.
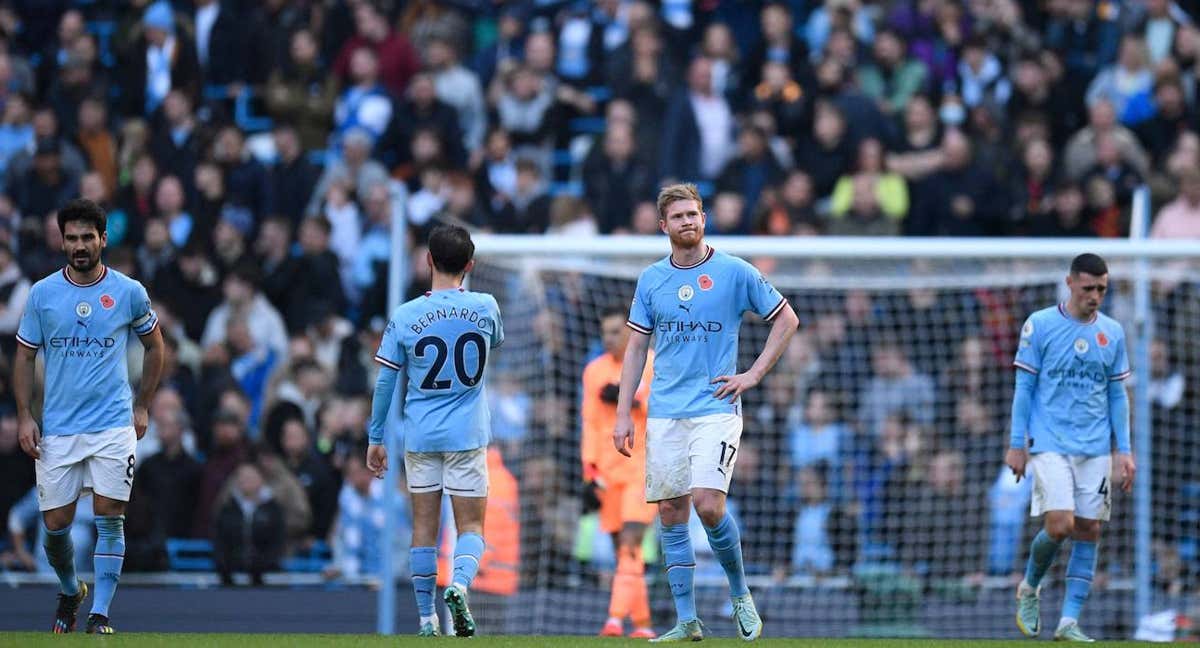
[421,614,438,627]
[1058,616,1077,631]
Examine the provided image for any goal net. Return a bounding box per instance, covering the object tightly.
[435,236,1200,640]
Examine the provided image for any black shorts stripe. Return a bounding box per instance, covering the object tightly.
[445,486,477,493]
[409,483,440,489]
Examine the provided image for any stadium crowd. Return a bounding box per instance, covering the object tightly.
[0,0,1196,598]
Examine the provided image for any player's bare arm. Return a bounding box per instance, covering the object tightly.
[12,342,41,459]
[614,330,651,457]
[1116,452,1135,492]
[1006,447,1028,482]
[366,444,388,479]
[134,325,166,440]
[712,304,799,402]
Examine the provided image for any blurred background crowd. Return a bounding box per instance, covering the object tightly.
[0,0,1196,604]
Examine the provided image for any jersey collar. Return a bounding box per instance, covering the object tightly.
[1058,302,1097,325]
[669,245,714,270]
[62,264,107,287]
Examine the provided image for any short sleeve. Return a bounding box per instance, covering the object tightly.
[1013,316,1041,374]
[1109,328,1131,381]
[626,275,653,335]
[129,281,159,337]
[488,295,504,349]
[15,287,41,349]
[743,263,787,321]
[374,313,405,371]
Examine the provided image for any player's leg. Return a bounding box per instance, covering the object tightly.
[598,483,629,636]
[1055,454,1111,642]
[405,452,444,636]
[444,448,488,637]
[645,418,702,642]
[1018,453,1074,637]
[690,414,760,641]
[37,434,88,633]
[84,426,137,635]
[621,481,658,638]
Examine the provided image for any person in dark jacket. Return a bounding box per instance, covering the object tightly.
[213,462,285,586]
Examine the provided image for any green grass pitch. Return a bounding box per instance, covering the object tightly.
[0,635,1149,647]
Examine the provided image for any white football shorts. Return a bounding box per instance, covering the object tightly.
[645,413,743,502]
[36,426,137,511]
[1029,452,1113,521]
[404,448,488,497]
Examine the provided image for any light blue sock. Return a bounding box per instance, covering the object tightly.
[704,512,749,598]
[1023,529,1064,588]
[42,525,79,596]
[411,546,438,618]
[661,522,697,623]
[1062,541,1097,622]
[91,516,125,617]
[451,532,485,589]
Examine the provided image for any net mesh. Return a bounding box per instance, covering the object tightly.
[454,251,1200,639]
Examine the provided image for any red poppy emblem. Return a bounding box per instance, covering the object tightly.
[1096,332,1108,347]
[698,274,714,291]
[100,294,115,309]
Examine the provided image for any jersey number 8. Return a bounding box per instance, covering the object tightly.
[414,332,488,390]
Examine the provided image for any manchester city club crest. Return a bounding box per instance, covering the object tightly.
[678,284,694,301]
[1074,338,1089,354]
[1022,321,1033,337]
[76,301,92,318]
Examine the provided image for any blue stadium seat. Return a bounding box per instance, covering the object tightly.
[204,84,231,101]
[549,180,583,197]
[568,117,606,135]
[551,149,574,168]
[235,88,273,133]
[281,540,333,573]
[165,538,216,572]
[585,86,612,103]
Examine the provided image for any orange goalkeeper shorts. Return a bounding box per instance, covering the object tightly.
[598,478,657,534]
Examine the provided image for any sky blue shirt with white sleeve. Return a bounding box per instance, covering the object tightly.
[627,246,789,419]
[16,266,158,436]
[374,288,504,453]
[1012,303,1130,456]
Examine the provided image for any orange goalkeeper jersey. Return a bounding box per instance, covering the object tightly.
[581,351,653,485]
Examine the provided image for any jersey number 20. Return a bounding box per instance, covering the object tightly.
[415,332,488,390]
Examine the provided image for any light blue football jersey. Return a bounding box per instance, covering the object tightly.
[1013,303,1130,456]
[627,247,788,419]
[375,288,504,453]
[16,266,158,436]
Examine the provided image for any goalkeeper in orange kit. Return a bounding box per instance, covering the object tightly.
[582,306,658,639]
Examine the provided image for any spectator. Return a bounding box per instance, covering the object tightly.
[201,260,289,360]
[305,129,389,218]
[884,450,985,580]
[267,125,320,227]
[6,487,93,574]
[1151,167,1200,238]
[0,414,34,538]
[1063,99,1151,181]
[796,100,854,198]
[746,2,810,90]
[134,217,174,285]
[265,29,337,153]
[1042,0,1121,103]
[154,174,193,249]
[790,464,835,574]
[858,29,928,118]
[126,395,201,569]
[326,452,410,581]
[926,130,1007,236]
[1087,35,1156,126]
[190,0,243,86]
[718,125,785,226]
[0,243,29,356]
[828,137,908,235]
[332,47,393,151]
[954,36,1011,110]
[332,1,419,98]
[858,340,935,440]
[74,97,117,196]
[583,121,655,234]
[212,126,270,222]
[1134,78,1195,165]
[1009,139,1058,232]
[118,0,200,117]
[750,61,807,140]
[490,158,552,235]
[149,90,201,190]
[10,137,79,221]
[385,71,464,171]
[153,238,222,342]
[195,408,249,534]
[425,36,486,153]
[1031,180,1093,237]
[224,318,279,431]
[661,56,734,182]
[0,94,33,179]
[213,462,285,586]
[279,417,338,544]
[17,211,64,282]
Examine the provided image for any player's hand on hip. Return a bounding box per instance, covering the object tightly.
[1117,452,1136,492]
[711,371,759,402]
[366,444,388,478]
[133,405,149,440]
[613,414,635,457]
[17,416,40,459]
[1005,448,1028,482]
